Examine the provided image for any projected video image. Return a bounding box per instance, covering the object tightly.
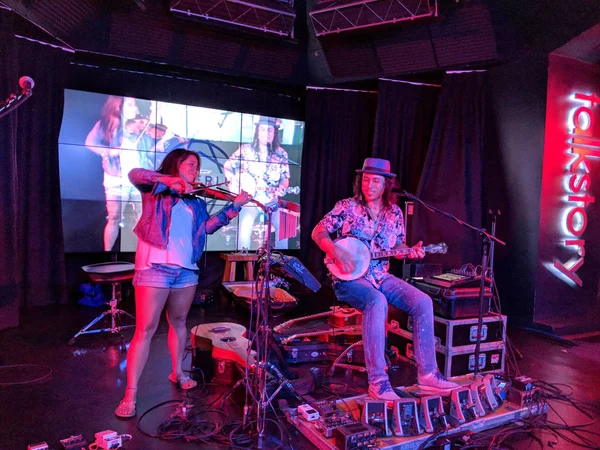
[59,90,304,253]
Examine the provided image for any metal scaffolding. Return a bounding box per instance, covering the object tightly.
[309,0,437,36]
[170,0,296,37]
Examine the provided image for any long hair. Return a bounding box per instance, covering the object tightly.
[99,96,123,146]
[157,149,200,177]
[352,173,399,208]
[251,123,282,153]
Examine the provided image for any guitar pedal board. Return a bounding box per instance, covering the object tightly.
[419,395,448,433]
[362,400,392,437]
[391,399,422,437]
[449,387,478,424]
[333,423,378,450]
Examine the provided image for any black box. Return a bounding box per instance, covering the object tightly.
[409,279,493,319]
[388,308,507,349]
[282,340,365,365]
[387,328,505,378]
[402,264,442,279]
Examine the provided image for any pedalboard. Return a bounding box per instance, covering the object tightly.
[311,401,356,437]
[333,423,378,450]
[391,398,422,437]
[419,395,448,433]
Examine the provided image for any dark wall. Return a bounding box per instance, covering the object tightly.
[484,55,548,325]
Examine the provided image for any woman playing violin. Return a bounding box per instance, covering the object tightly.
[115,148,252,418]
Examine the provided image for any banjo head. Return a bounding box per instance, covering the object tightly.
[329,236,370,281]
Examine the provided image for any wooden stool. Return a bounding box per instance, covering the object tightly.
[220,253,258,282]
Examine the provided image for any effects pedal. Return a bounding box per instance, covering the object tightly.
[362,400,391,437]
[94,430,122,450]
[419,395,448,433]
[297,404,320,421]
[313,411,355,437]
[392,398,422,437]
[28,443,49,450]
[59,434,88,450]
[333,423,378,450]
[482,374,501,408]
[506,386,543,408]
[470,381,496,416]
[310,400,338,418]
[511,375,536,391]
[449,387,477,424]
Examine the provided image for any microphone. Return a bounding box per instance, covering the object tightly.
[19,76,35,95]
[392,187,411,196]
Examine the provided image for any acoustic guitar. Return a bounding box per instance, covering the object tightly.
[325,236,448,281]
[190,322,256,369]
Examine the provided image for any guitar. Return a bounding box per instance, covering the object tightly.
[190,322,256,368]
[325,236,448,281]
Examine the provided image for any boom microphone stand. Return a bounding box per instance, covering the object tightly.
[397,190,506,378]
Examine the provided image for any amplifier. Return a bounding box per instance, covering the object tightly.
[388,309,507,350]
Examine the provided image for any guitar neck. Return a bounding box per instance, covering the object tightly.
[371,248,412,259]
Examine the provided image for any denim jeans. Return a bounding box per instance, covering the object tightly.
[334,274,438,383]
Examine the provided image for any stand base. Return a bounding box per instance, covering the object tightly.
[69,300,136,346]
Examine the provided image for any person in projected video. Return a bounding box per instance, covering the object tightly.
[223,116,291,250]
[114,149,252,418]
[85,96,154,251]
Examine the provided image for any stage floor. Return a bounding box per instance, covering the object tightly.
[1,291,599,450]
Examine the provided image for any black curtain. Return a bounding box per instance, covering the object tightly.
[372,80,440,194]
[300,88,378,284]
[411,73,489,269]
[0,13,69,329]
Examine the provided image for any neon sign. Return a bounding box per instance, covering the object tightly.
[552,92,599,286]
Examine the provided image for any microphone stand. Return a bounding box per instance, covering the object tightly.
[399,190,505,378]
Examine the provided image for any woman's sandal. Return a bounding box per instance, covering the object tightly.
[168,373,197,390]
[115,387,137,418]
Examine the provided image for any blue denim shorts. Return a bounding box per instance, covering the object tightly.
[133,264,199,289]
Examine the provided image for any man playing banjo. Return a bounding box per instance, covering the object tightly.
[311,157,459,403]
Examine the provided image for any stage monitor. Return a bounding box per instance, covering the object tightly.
[58,90,304,253]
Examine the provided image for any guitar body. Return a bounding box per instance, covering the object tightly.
[190,322,256,368]
[324,236,448,282]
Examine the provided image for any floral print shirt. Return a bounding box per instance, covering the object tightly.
[318,197,406,287]
[223,144,290,204]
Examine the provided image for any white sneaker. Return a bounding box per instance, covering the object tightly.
[417,370,460,394]
[368,378,401,404]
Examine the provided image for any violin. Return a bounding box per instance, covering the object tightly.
[190,182,237,202]
[189,182,267,211]
[125,116,169,141]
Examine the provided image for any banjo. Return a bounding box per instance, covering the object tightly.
[324,236,448,281]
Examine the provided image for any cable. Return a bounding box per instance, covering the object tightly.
[0,364,53,385]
